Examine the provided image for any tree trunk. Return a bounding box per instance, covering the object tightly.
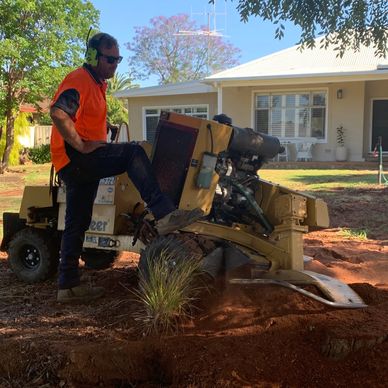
[0,110,16,174]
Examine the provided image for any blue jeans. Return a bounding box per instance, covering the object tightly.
[57,142,175,289]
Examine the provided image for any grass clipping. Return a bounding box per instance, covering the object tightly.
[133,243,204,335]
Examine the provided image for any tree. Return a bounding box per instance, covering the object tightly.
[106,73,137,125]
[213,0,388,57]
[108,73,134,94]
[0,0,99,173]
[126,14,241,85]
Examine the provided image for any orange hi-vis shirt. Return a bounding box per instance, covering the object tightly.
[50,65,107,172]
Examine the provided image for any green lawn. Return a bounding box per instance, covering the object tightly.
[0,163,51,187]
[259,168,383,192]
[0,164,51,236]
[23,164,52,185]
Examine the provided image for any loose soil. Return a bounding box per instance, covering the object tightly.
[0,181,387,386]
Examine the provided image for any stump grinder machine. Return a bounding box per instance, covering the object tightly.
[1,112,366,308]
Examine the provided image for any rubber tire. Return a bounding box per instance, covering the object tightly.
[81,249,120,270]
[138,235,197,280]
[8,228,59,283]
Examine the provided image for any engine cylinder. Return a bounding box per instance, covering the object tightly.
[228,126,282,159]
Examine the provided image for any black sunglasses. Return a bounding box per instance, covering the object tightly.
[98,53,123,64]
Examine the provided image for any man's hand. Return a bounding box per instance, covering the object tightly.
[78,140,107,154]
[51,107,107,153]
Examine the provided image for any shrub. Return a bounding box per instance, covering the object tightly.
[133,236,205,335]
[28,144,51,164]
[336,125,346,147]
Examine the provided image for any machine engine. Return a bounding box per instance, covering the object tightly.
[210,116,283,233]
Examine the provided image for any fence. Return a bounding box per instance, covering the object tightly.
[21,124,129,148]
[34,125,52,146]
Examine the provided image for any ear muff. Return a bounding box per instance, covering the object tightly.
[85,45,99,66]
[85,31,102,66]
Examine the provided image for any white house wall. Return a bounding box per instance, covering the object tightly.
[221,86,253,128]
[328,82,365,161]
[126,93,217,141]
[221,82,366,161]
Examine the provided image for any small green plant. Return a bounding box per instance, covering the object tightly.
[133,242,204,335]
[28,144,51,164]
[336,125,345,147]
[338,228,368,240]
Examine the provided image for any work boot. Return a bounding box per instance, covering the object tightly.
[57,285,105,304]
[156,208,204,235]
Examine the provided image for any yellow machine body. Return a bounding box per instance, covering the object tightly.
[7,112,365,307]
[19,112,328,271]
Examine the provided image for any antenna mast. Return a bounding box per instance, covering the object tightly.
[175,0,228,74]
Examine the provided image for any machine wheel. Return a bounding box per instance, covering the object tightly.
[81,249,120,270]
[8,228,59,283]
[138,235,202,280]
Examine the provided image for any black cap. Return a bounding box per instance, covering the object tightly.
[213,114,232,126]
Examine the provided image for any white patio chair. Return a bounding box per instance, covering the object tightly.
[296,142,313,161]
[277,143,289,161]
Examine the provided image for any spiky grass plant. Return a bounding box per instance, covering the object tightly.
[338,228,368,240]
[133,238,205,335]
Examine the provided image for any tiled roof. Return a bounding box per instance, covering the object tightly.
[20,100,50,113]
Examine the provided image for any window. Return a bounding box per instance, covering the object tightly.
[255,91,327,139]
[144,105,209,143]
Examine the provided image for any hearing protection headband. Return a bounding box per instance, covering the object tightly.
[85,28,100,67]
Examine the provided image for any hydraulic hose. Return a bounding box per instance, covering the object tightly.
[228,178,274,235]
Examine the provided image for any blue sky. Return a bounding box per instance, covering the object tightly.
[91,0,301,86]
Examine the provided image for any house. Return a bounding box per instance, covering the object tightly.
[115,38,388,162]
